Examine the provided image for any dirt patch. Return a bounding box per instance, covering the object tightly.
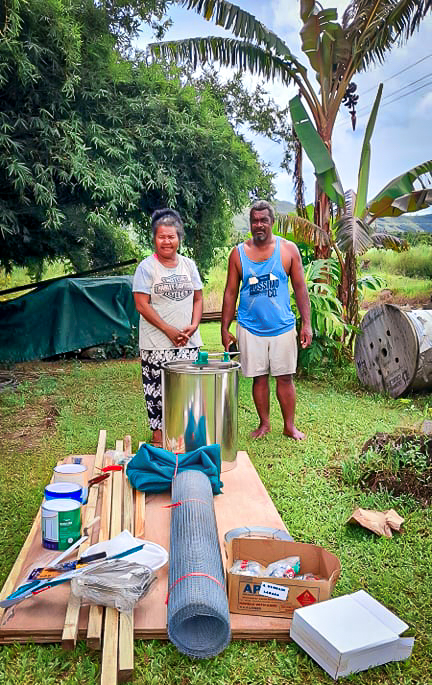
[359,432,432,506]
[0,362,68,455]
[363,292,432,310]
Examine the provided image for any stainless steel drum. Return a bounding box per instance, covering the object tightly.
[162,359,240,471]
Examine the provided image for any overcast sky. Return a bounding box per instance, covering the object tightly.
[137,1,432,205]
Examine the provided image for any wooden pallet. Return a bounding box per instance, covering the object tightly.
[0,435,292,671]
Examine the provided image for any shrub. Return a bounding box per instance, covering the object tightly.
[365,246,432,279]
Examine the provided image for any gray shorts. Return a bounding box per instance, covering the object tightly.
[237,324,297,377]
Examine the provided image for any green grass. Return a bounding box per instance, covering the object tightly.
[362,272,432,302]
[364,246,432,280]
[0,261,68,301]
[1,337,432,682]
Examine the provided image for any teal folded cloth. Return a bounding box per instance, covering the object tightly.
[126,443,223,494]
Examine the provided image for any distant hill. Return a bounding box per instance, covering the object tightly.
[374,215,432,234]
[233,199,296,234]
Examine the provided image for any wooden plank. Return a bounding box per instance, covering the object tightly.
[87,451,113,650]
[119,436,134,682]
[101,608,119,685]
[135,442,145,539]
[100,440,123,685]
[62,430,106,650]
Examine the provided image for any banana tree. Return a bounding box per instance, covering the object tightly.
[148,1,431,254]
[284,83,432,326]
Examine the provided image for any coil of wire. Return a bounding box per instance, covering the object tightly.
[167,469,231,658]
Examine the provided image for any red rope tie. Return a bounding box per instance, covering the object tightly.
[165,572,223,604]
[163,498,210,509]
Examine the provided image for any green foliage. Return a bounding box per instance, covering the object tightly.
[341,437,432,487]
[365,245,432,279]
[0,1,273,277]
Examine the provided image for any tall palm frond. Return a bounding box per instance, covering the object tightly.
[149,37,305,88]
[182,0,296,57]
[275,213,330,250]
[342,0,430,72]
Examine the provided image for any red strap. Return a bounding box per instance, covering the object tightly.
[165,572,223,604]
[163,498,209,509]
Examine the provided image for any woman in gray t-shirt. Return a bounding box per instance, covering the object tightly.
[133,209,203,446]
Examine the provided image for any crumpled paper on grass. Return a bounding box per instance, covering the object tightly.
[347,508,404,538]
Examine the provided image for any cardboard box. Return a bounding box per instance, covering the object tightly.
[290,590,414,679]
[226,538,340,618]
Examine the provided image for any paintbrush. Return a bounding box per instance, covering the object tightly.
[0,542,146,608]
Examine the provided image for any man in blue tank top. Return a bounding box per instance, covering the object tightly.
[221,200,312,440]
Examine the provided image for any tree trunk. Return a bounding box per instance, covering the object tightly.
[339,248,359,327]
[313,130,332,259]
[313,184,332,258]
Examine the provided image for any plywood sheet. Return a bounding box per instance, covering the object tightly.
[0,451,292,643]
[133,450,291,640]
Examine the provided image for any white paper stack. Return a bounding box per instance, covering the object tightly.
[291,590,414,679]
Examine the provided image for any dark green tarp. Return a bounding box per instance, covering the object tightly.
[0,276,139,362]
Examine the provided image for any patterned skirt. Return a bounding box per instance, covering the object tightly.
[140,347,200,430]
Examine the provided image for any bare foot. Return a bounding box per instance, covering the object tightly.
[283,427,306,440]
[250,424,271,439]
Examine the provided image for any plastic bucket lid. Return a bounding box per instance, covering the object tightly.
[45,482,82,501]
[54,464,87,476]
[42,498,81,512]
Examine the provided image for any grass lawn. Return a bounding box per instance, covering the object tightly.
[1,323,432,684]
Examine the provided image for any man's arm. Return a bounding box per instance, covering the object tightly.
[285,243,312,349]
[221,248,241,351]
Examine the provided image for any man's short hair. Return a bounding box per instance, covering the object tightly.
[249,200,275,222]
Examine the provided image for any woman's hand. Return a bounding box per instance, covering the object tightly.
[181,324,196,341]
[165,325,189,347]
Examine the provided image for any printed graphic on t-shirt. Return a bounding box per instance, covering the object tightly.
[154,274,193,301]
[248,273,279,298]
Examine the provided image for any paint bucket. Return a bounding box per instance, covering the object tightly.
[53,463,88,501]
[42,498,81,550]
[44,482,82,502]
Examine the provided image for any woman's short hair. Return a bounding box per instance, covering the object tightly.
[249,200,275,222]
[151,208,185,241]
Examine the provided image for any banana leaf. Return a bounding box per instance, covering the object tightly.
[289,95,345,207]
[334,215,374,255]
[371,233,409,251]
[354,84,383,217]
[275,213,329,249]
[368,160,432,217]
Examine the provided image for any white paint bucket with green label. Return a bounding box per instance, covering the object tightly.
[41,498,81,550]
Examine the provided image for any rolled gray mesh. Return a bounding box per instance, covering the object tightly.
[167,469,231,658]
